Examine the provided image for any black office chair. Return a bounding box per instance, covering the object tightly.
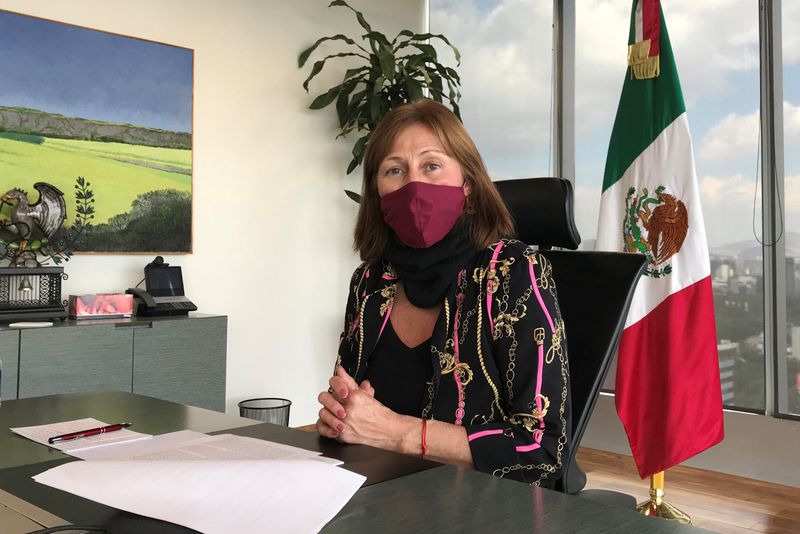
[494,177,646,500]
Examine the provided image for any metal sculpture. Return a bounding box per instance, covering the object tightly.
[0,183,67,240]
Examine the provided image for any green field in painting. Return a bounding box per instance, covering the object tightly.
[0,134,191,225]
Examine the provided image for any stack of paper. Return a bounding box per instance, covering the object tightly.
[34,458,365,533]
[13,421,365,533]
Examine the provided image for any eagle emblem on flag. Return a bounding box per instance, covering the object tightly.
[622,185,689,277]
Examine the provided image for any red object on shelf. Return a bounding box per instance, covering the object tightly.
[68,293,134,319]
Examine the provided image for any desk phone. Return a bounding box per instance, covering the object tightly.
[127,257,197,316]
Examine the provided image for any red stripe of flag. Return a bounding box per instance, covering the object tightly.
[615,276,724,478]
[642,0,661,57]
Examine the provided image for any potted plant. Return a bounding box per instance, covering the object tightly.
[299,0,462,199]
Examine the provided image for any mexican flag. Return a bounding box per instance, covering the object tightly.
[596,0,724,478]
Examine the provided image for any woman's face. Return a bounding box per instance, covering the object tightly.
[376,123,469,198]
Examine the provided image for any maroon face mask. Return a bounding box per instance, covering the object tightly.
[380,181,466,249]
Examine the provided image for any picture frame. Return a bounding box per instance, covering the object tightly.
[0,9,194,253]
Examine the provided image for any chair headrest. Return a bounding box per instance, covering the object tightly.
[493,177,581,250]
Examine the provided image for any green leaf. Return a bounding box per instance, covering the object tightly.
[30,240,41,250]
[352,133,370,160]
[346,158,360,175]
[406,42,438,60]
[451,101,461,120]
[372,76,385,94]
[343,66,369,81]
[302,52,363,91]
[369,95,382,124]
[428,83,444,103]
[394,31,461,64]
[377,43,396,81]
[344,189,362,203]
[404,53,426,70]
[335,77,360,127]
[309,85,342,110]
[298,34,364,67]
[362,31,391,47]
[340,89,368,131]
[445,66,461,84]
[405,77,423,101]
[329,0,372,33]
[412,64,432,85]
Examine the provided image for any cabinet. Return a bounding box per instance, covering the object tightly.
[19,324,133,398]
[1,314,226,411]
[133,318,226,411]
[0,329,20,401]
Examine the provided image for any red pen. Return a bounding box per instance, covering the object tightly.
[48,422,132,444]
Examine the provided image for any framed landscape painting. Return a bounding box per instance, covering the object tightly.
[0,10,193,253]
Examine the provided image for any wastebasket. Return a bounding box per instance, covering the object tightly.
[238,397,292,426]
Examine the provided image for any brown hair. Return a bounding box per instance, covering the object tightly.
[354,99,513,262]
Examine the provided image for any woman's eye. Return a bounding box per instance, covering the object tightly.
[382,167,402,177]
[425,162,441,172]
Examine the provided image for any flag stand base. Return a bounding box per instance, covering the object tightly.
[636,498,691,524]
[636,471,691,524]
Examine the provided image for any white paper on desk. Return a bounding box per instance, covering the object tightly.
[74,431,342,465]
[34,459,366,534]
[10,418,152,452]
[71,430,208,460]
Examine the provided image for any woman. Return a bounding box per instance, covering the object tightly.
[316,99,570,487]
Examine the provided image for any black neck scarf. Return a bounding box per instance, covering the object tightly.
[383,222,479,308]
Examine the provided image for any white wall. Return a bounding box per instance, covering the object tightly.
[0,0,425,425]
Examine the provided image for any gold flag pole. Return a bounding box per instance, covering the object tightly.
[636,471,691,524]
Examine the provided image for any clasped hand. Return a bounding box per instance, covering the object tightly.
[316,366,406,450]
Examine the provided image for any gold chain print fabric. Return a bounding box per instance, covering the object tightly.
[336,240,570,487]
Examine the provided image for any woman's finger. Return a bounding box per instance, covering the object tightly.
[315,417,339,439]
[317,390,347,419]
[329,375,351,399]
[336,365,360,390]
[359,379,375,397]
[318,407,347,436]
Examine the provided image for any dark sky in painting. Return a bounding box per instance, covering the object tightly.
[0,10,192,133]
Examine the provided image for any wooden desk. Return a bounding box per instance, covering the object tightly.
[0,391,707,533]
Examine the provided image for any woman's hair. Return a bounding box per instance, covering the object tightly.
[354,99,514,262]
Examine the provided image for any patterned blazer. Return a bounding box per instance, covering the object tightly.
[336,239,571,487]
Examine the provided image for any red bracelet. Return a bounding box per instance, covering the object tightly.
[421,418,428,458]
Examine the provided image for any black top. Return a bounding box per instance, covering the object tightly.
[365,319,432,417]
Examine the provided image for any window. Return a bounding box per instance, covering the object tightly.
[575,2,764,411]
[782,2,800,416]
[429,0,554,180]
[429,1,793,418]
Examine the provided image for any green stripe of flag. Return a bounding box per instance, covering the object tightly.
[602,6,686,192]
